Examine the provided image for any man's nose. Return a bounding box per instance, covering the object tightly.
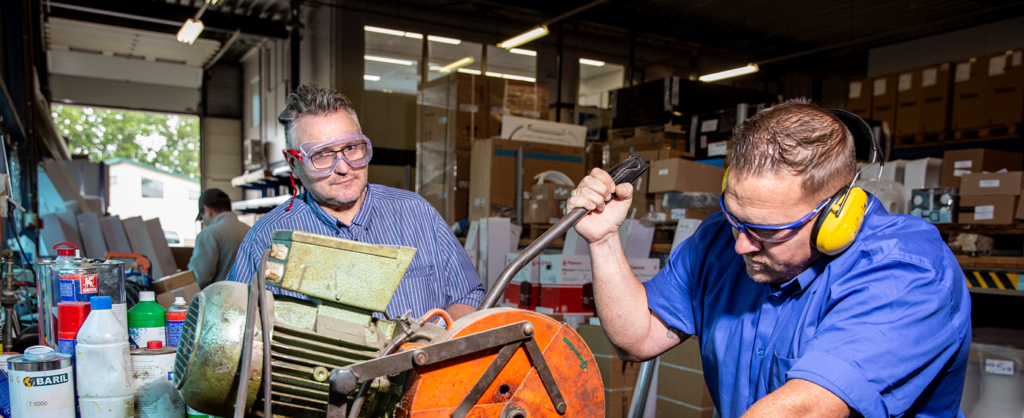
[733,229,763,255]
[334,156,352,174]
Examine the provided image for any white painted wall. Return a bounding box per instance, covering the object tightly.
[106,162,201,246]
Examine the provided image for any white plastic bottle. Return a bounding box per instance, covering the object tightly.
[76,296,135,417]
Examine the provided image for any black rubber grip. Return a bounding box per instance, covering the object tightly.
[606,154,648,199]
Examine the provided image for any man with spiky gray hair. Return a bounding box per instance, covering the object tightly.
[228,84,484,322]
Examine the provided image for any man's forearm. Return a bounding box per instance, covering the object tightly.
[742,379,850,418]
[589,233,660,360]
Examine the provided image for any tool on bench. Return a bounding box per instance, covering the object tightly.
[172,156,647,417]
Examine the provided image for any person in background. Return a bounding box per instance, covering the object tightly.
[189,188,250,288]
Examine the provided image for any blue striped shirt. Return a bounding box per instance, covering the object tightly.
[226,184,485,319]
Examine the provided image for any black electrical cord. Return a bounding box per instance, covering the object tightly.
[234,249,271,418]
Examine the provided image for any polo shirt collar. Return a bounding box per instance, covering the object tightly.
[302,186,374,231]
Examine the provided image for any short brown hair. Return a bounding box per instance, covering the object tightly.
[726,98,856,200]
[278,83,361,149]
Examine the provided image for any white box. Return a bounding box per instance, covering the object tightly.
[501,115,588,148]
[619,219,655,259]
[505,252,541,285]
[479,217,517,289]
[629,258,661,282]
[563,227,590,256]
[904,158,943,190]
[861,160,907,183]
[539,254,592,285]
[672,219,702,251]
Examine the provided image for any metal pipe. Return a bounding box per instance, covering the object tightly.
[539,0,611,28]
[627,359,656,418]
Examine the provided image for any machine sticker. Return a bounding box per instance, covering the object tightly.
[562,337,588,371]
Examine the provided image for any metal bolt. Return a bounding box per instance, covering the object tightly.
[522,323,534,336]
[335,293,343,300]
[556,402,566,414]
[312,366,330,382]
[414,351,428,365]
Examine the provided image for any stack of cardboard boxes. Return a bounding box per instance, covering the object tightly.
[648,158,727,215]
[935,149,1024,225]
[577,325,643,418]
[657,338,715,418]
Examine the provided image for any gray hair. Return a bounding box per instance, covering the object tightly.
[278,83,361,149]
[726,98,856,201]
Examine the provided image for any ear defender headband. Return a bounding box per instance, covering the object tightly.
[722,109,879,256]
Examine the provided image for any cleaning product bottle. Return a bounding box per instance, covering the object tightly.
[76,296,135,417]
[128,291,166,349]
[165,297,188,347]
[52,242,78,307]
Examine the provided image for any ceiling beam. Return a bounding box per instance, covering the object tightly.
[48,0,289,39]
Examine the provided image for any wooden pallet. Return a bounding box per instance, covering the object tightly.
[894,130,951,147]
[953,123,1021,141]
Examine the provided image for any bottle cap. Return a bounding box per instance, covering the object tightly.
[90,296,112,310]
[140,291,155,302]
[53,242,77,257]
[174,297,186,305]
[147,340,163,350]
[58,302,91,339]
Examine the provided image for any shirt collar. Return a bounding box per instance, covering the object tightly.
[302,186,374,231]
[768,254,832,296]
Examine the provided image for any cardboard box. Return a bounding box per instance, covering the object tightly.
[629,258,661,283]
[959,195,1018,225]
[871,74,898,132]
[895,70,921,138]
[478,218,522,289]
[501,115,587,148]
[920,63,953,133]
[959,172,1024,196]
[619,219,655,259]
[469,139,585,221]
[656,338,714,418]
[606,389,634,418]
[524,183,572,224]
[153,271,200,309]
[539,254,593,314]
[952,59,987,130]
[648,159,727,194]
[940,149,1022,188]
[672,219,703,252]
[846,79,871,119]
[984,50,1024,126]
[1016,195,1024,220]
[488,78,550,138]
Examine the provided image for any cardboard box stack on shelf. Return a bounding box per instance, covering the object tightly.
[952,57,987,131]
[524,183,573,224]
[871,73,898,135]
[657,338,715,418]
[417,73,551,224]
[984,49,1024,130]
[958,171,1023,225]
[940,149,1022,188]
[619,150,686,220]
[648,158,727,219]
[846,79,872,119]
[607,123,689,164]
[895,65,955,145]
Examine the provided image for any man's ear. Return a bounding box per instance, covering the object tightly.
[283,150,296,169]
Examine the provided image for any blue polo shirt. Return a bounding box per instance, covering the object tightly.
[227,184,485,319]
[644,200,971,417]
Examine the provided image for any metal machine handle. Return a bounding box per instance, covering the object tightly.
[477,155,648,311]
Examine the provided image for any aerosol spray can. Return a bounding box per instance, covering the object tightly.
[59,259,98,304]
[8,345,75,418]
[94,261,127,331]
[0,352,18,418]
[75,297,134,418]
[131,341,185,418]
[164,298,187,348]
[34,260,59,349]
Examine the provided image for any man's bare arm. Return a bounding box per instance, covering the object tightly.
[742,379,851,418]
[445,303,475,321]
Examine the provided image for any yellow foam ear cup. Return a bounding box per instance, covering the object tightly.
[813,187,869,255]
[722,167,730,193]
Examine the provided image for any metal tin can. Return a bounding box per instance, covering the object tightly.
[33,260,59,349]
[94,261,127,330]
[59,259,99,303]
[131,342,184,418]
[8,346,75,418]
[0,352,18,418]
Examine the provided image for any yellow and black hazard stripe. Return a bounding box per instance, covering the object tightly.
[962,268,1020,290]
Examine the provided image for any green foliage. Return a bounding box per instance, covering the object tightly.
[51,105,200,178]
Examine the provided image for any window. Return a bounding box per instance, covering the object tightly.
[189,189,200,200]
[251,77,261,127]
[141,178,163,198]
[364,26,422,95]
[579,60,625,109]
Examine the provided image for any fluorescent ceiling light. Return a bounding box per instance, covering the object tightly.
[440,57,474,73]
[428,35,462,45]
[405,33,423,39]
[176,19,204,45]
[510,48,537,56]
[457,68,482,75]
[498,26,549,49]
[502,74,536,82]
[364,55,414,66]
[428,66,444,71]
[485,72,504,78]
[363,75,381,81]
[364,26,405,36]
[699,64,759,82]
[579,58,605,67]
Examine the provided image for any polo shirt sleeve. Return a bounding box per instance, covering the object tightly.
[784,255,967,417]
[434,212,486,308]
[188,229,219,287]
[642,221,707,336]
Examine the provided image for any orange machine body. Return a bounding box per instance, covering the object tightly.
[395,309,604,417]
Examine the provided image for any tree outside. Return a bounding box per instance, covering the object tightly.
[51,105,200,178]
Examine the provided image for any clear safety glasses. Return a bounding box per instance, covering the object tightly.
[285,131,374,177]
[720,194,831,243]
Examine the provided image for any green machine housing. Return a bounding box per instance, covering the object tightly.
[173,230,424,417]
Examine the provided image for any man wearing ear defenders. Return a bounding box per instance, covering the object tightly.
[227,84,485,322]
[567,99,970,417]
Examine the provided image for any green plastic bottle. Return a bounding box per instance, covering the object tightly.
[128,290,166,349]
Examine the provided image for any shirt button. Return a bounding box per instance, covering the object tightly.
[757,348,765,356]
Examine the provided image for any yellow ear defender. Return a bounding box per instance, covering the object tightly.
[721,109,877,256]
